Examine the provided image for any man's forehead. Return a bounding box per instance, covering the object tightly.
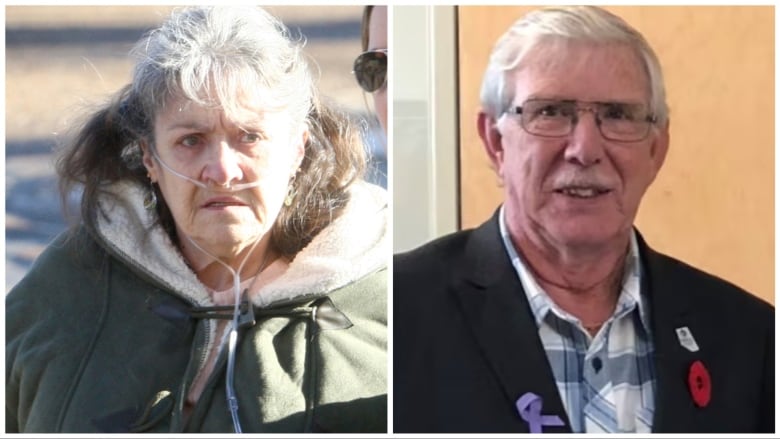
[508,41,649,102]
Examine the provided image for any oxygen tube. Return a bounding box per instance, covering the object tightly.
[184,233,263,433]
[150,146,264,191]
[151,145,263,432]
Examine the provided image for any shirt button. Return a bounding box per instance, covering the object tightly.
[592,357,603,373]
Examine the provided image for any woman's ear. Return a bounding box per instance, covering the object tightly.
[140,141,159,182]
[292,128,307,172]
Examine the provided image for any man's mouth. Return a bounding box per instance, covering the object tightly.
[555,186,611,198]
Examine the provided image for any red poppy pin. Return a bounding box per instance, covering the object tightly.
[687,360,711,408]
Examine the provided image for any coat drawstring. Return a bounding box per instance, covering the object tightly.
[188,296,353,432]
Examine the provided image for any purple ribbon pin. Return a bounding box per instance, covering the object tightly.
[515,392,565,433]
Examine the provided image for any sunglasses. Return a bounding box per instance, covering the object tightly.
[353,49,388,93]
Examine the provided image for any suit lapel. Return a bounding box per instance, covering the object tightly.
[450,213,571,433]
[639,234,713,432]
[446,222,717,432]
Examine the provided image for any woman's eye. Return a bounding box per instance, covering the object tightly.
[179,135,202,148]
[240,132,263,143]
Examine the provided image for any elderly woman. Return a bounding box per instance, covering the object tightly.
[6,6,387,433]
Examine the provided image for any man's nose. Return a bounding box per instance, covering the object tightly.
[563,109,606,166]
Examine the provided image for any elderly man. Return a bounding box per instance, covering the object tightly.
[394,6,773,433]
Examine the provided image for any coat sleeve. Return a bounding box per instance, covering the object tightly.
[6,342,21,433]
[5,229,106,433]
[6,263,41,433]
[6,269,38,433]
[6,252,58,433]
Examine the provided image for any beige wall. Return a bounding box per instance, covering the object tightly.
[458,6,774,304]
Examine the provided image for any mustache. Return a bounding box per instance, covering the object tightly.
[550,173,613,191]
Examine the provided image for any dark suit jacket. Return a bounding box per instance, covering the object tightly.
[394,212,774,433]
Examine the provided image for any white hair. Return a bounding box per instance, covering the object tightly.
[480,6,668,124]
[130,6,313,134]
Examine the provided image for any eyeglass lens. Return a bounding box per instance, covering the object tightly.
[518,99,653,141]
[353,50,387,93]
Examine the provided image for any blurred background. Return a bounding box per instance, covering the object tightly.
[5,5,386,291]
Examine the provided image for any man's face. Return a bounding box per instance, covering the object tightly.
[482,42,669,249]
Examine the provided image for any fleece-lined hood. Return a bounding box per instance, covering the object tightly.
[8,179,388,433]
[93,179,387,309]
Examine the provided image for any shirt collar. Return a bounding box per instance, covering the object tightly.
[498,205,651,334]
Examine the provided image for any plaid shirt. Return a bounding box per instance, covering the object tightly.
[499,207,656,433]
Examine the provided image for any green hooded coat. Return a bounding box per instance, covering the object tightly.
[7,180,387,433]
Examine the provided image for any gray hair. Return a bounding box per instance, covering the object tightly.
[480,6,668,124]
[131,6,313,136]
[57,5,366,257]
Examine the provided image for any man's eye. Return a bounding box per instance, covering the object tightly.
[602,104,638,121]
[536,104,565,117]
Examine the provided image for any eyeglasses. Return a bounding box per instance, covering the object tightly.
[353,49,387,93]
[504,98,658,142]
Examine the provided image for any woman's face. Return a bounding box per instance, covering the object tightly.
[368,6,387,134]
[143,96,305,262]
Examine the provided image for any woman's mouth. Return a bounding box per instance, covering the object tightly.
[202,197,247,208]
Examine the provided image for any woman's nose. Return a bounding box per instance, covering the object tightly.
[201,141,243,187]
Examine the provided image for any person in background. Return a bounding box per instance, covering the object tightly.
[7,5,387,433]
[394,5,773,433]
[354,5,387,135]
